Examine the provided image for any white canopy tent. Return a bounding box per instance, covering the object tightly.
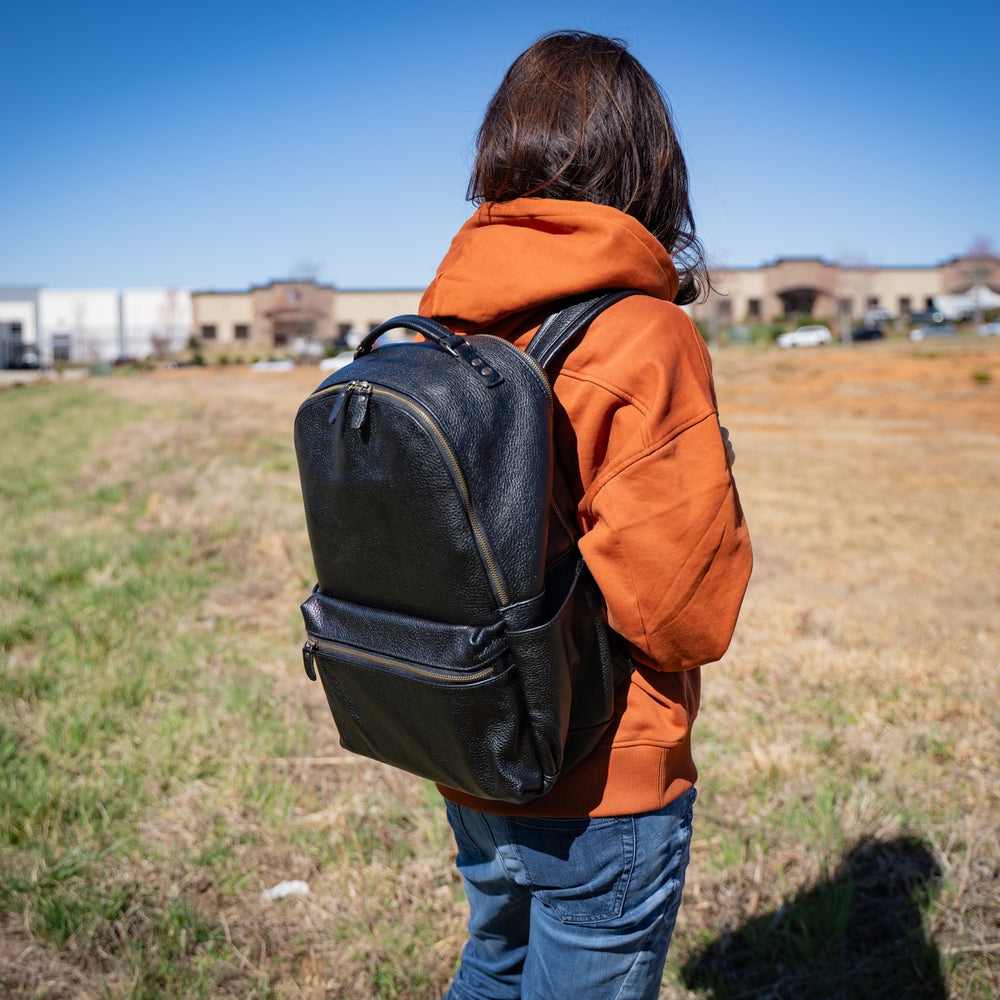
[933,283,1000,320]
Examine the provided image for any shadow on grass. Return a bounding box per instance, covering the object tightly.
[681,835,946,1000]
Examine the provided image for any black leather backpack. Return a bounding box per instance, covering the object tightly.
[294,290,636,802]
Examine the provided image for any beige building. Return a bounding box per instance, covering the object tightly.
[192,255,1000,352]
[689,252,1000,329]
[191,279,423,351]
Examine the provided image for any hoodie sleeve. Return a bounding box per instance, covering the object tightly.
[579,414,751,671]
[563,308,752,673]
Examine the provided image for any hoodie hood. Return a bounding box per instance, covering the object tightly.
[419,199,679,329]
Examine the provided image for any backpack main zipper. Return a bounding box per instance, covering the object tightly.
[311,379,510,608]
[373,386,509,607]
[303,339,568,602]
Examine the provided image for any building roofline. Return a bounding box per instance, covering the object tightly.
[191,281,425,296]
[716,255,988,273]
[337,286,425,293]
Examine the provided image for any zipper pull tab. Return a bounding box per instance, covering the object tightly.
[347,381,371,430]
[302,640,317,681]
[327,381,355,425]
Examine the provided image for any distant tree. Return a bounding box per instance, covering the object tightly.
[705,260,730,348]
[962,238,998,324]
[292,258,322,282]
[151,333,172,360]
[965,236,996,260]
[833,253,878,342]
[161,288,180,353]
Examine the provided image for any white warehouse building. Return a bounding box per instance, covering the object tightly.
[0,288,41,368]
[0,287,193,366]
[39,289,122,364]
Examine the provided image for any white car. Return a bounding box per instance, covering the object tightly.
[319,353,354,372]
[977,322,1000,337]
[909,322,956,341]
[776,325,833,348]
[251,358,296,372]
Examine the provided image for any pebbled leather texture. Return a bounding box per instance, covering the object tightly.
[294,291,639,802]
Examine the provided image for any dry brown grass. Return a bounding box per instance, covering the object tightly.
[665,337,1000,998]
[3,336,998,998]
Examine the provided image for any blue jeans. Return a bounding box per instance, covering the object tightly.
[444,788,695,1000]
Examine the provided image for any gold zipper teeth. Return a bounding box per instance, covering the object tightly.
[310,637,495,683]
[551,499,578,543]
[308,380,353,401]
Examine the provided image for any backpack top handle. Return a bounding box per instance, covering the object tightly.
[354,314,504,388]
[354,288,643,388]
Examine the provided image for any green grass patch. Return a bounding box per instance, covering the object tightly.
[0,383,338,995]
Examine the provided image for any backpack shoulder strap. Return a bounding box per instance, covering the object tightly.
[525,288,644,371]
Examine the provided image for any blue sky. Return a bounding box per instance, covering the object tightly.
[3,0,998,291]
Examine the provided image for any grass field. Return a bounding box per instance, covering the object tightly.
[1,335,998,998]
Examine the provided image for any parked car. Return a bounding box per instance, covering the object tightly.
[251,358,296,371]
[319,353,354,372]
[909,322,956,341]
[977,322,1000,337]
[909,309,945,325]
[850,327,884,342]
[862,308,893,326]
[776,325,833,348]
[13,349,41,369]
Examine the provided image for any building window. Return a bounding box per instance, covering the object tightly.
[53,333,72,361]
[866,296,879,309]
[747,299,761,319]
[201,325,217,340]
[368,321,381,332]
[234,324,250,340]
[925,297,935,309]
[1,322,28,368]
[899,297,912,315]
[838,297,853,316]
[778,287,817,316]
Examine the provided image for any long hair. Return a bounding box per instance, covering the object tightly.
[468,31,709,305]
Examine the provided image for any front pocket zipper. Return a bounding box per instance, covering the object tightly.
[303,634,499,685]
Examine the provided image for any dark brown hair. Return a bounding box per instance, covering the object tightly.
[468,31,708,304]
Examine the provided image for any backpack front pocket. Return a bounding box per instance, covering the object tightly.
[301,590,550,801]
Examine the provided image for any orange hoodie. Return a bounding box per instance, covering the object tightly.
[420,198,752,817]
